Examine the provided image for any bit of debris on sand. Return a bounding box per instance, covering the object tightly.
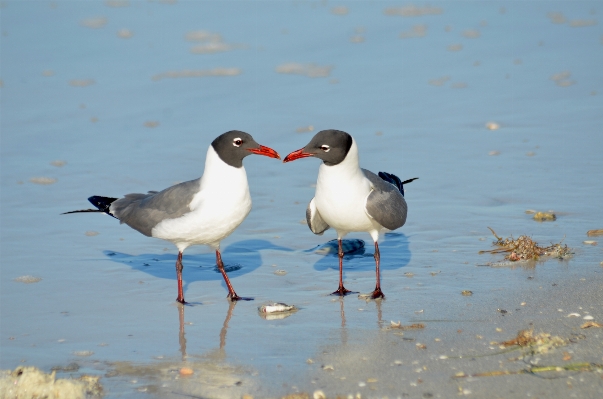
[532,211,556,221]
[581,321,603,329]
[0,366,103,399]
[499,329,566,352]
[479,227,571,262]
[451,328,603,379]
[384,321,425,331]
[586,229,603,236]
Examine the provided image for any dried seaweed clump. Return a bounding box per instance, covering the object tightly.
[480,227,571,261]
[500,329,566,354]
[0,366,102,399]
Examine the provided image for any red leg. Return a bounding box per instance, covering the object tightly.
[175,252,187,304]
[371,242,385,299]
[331,239,354,296]
[216,250,252,301]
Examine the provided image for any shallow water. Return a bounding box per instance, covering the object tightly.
[1,1,602,398]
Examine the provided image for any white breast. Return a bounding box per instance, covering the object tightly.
[314,140,377,236]
[152,146,252,251]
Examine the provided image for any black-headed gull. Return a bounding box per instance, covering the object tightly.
[65,131,280,303]
[283,129,417,299]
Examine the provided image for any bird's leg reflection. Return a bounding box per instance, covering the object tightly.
[338,297,348,345]
[177,303,187,360]
[220,300,237,351]
[375,297,383,328]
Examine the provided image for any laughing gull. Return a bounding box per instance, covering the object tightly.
[283,129,417,299]
[65,131,280,303]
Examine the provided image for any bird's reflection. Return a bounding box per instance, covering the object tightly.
[178,303,187,360]
[336,296,384,346]
[176,300,237,361]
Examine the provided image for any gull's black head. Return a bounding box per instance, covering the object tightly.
[211,130,280,168]
[283,129,353,166]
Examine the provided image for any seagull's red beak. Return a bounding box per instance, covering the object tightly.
[283,148,314,163]
[247,145,281,160]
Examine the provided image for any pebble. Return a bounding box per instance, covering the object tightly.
[179,367,194,376]
[29,177,57,185]
[461,290,473,296]
[14,275,42,284]
[313,390,326,399]
[117,29,133,39]
[485,122,500,130]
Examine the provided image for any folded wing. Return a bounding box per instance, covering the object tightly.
[306,197,330,235]
[111,179,201,236]
[363,169,408,231]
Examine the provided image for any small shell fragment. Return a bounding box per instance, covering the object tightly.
[485,122,500,130]
[567,313,581,318]
[14,275,42,284]
[273,269,287,275]
[583,241,597,246]
[461,290,473,296]
[583,315,594,320]
[258,302,296,314]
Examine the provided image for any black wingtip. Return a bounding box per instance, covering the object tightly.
[378,172,418,196]
[401,177,419,185]
[62,196,119,218]
[61,209,103,215]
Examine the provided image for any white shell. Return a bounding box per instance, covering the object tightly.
[258,302,296,314]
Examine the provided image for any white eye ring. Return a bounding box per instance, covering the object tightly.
[320,145,330,152]
[233,138,243,147]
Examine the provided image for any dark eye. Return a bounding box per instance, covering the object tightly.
[320,145,330,152]
[233,138,243,147]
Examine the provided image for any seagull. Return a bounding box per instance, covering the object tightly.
[283,129,417,299]
[64,131,280,303]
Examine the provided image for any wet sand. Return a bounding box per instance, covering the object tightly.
[1,1,602,398]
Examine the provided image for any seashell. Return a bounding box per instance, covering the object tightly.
[258,302,296,314]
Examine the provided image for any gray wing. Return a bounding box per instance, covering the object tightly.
[362,169,408,231]
[110,178,201,236]
[306,197,330,235]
